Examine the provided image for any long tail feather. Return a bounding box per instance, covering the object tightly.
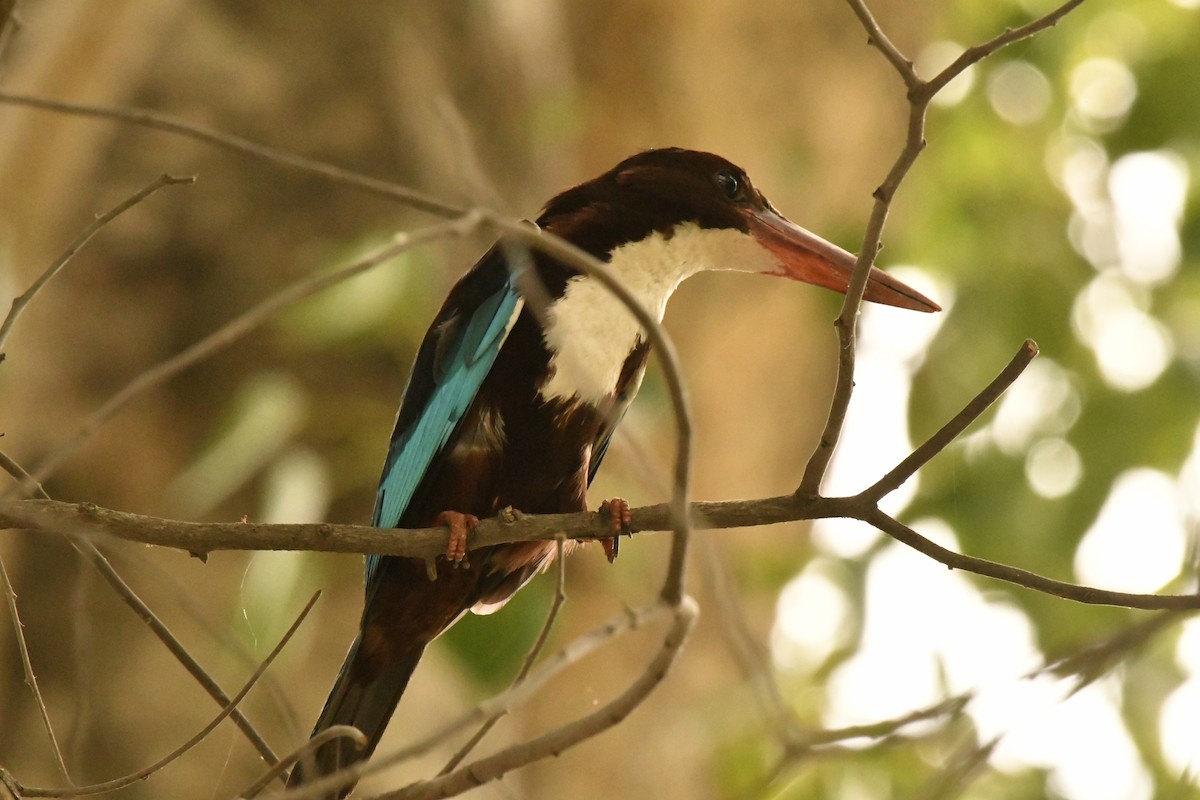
[287,634,425,799]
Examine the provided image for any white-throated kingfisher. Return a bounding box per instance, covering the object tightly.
[288,148,938,796]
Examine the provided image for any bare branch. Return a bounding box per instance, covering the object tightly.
[865,508,1200,610]
[11,211,483,497]
[10,593,318,798]
[842,0,918,88]
[918,0,1089,101]
[802,0,1088,494]
[0,554,72,784]
[242,726,367,800]
[864,339,1039,501]
[0,92,463,218]
[7,494,1200,612]
[0,173,193,357]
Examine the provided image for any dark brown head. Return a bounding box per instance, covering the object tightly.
[538,148,939,313]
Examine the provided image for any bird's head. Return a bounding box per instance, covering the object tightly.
[538,148,939,313]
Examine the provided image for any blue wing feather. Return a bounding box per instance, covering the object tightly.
[366,273,522,587]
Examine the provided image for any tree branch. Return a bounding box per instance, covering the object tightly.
[0,92,463,219]
[5,494,1199,612]
[9,211,484,497]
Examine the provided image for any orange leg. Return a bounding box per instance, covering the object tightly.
[598,498,632,564]
[435,510,479,567]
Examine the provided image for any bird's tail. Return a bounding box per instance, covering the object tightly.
[287,633,425,799]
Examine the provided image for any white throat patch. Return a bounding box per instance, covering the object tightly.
[538,222,777,404]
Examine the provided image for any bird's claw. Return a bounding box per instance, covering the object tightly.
[435,510,478,568]
[599,498,632,564]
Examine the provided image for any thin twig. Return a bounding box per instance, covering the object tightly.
[918,736,999,800]
[1033,609,1190,695]
[917,0,1088,101]
[267,601,679,800]
[12,593,319,798]
[865,508,1200,610]
[863,339,1039,501]
[0,174,194,356]
[799,694,969,749]
[842,0,918,88]
[439,535,568,775]
[0,92,463,218]
[0,554,73,784]
[240,725,367,800]
[69,538,284,769]
[758,694,971,792]
[0,451,72,780]
[11,211,483,497]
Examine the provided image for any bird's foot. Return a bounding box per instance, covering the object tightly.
[599,498,632,564]
[435,510,479,567]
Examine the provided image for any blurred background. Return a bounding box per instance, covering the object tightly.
[1,1,1198,798]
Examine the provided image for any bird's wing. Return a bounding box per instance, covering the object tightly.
[366,256,523,588]
[587,422,619,487]
[586,340,649,487]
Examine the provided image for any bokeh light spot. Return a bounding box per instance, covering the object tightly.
[1070,57,1137,128]
[772,561,852,673]
[988,60,1052,125]
[1072,275,1174,392]
[1074,468,1187,592]
[1108,150,1189,285]
[1025,437,1083,498]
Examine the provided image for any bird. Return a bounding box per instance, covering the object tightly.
[287,147,939,797]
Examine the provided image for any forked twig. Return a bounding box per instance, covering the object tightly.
[0,173,193,356]
[801,0,1089,494]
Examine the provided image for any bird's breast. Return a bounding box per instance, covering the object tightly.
[536,229,706,404]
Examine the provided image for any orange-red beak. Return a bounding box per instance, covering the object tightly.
[745,206,940,313]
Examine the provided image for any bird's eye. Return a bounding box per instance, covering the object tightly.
[713,170,744,202]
